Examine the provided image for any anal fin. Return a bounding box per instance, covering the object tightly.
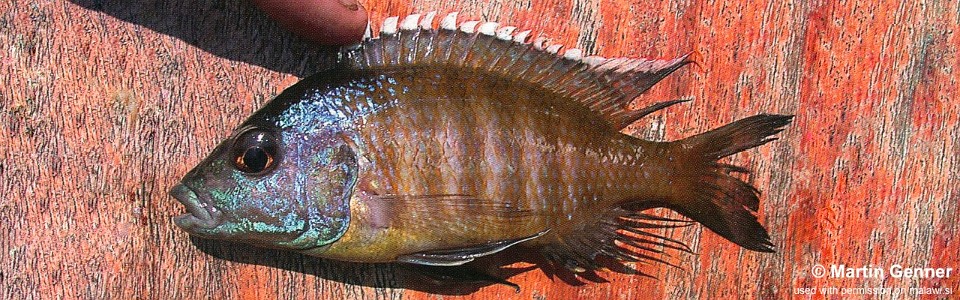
[540,208,694,274]
[398,230,548,266]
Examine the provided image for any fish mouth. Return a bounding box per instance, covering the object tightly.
[170,183,222,230]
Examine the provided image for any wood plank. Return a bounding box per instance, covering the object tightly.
[1,0,957,298]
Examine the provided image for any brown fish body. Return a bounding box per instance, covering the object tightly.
[313,67,677,262]
[171,12,792,278]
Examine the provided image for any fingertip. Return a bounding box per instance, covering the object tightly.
[252,0,369,45]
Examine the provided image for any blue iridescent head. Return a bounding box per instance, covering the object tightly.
[170,90,360,252]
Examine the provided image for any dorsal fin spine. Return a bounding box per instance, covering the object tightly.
[414,12,438,63]
[590,66,641,112]
[476,25,511,71]
[528,50,565,84]
[464,23,500,69]
[571,61,623,106]
[540,58,582,91]
[540,51,586,88]
[426,26,452,64]
[450,30,478,66]
[414,29,436,62]
[500,45,537,80]
[557,60,596,97]
[361,39,382,67]
[565,64,608,101]
[378,19,400,66]
[518,43,564,83]
[477,36,512,72]
[466,34,496,69]
[398,17,420,65]
[384,33,401,65]
[488,38,529,73]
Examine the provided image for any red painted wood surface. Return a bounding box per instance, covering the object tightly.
[2,0,958,299]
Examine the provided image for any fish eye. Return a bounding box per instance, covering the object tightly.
[232,128,280,175]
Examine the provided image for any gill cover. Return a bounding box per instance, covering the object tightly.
[276,131,359,250]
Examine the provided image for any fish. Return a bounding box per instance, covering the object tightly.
[170,12,792,286]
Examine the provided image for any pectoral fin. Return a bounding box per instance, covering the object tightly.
[398,230,548,266]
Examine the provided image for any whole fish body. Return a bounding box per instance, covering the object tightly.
[171,12,792,279]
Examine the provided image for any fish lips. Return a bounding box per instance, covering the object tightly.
[170,183,222,231]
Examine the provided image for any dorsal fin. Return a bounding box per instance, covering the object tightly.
[609,99,691,130]
[339,12,694,129]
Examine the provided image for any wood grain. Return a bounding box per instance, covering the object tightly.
[1,0,957,299]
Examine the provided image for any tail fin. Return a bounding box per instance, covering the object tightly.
[669,114,793,252]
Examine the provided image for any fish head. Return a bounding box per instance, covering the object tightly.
[170,122,359,252]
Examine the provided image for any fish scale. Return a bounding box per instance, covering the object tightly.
[320,67,663,257]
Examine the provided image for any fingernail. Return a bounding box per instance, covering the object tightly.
[339,0,359,11]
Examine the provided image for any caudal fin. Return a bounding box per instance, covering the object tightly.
[669,114,793,252]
